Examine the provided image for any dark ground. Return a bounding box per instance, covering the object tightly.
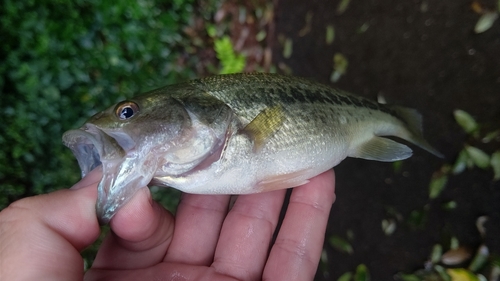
[272,0,500,280]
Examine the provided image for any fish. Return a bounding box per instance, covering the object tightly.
[62,73,442,224]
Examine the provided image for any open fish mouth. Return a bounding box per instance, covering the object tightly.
[63,124,157,224]
[62,124,125,178]
[63,124,132,224]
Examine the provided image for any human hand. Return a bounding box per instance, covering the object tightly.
[0,168,335,281]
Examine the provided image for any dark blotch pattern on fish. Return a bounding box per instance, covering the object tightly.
[193,73,404,124]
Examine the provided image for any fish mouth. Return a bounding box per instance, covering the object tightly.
[63,124,131,224]
[63,124,157,224]
[62,124,125,178]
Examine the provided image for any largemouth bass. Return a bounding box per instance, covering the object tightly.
[63,73,442,223]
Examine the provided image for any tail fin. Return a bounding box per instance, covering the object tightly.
[392,106,444,158]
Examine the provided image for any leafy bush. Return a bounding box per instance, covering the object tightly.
[0,0,197,208]
[214,36,246,74]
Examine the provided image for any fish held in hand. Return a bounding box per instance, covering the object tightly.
[62,73,442,224]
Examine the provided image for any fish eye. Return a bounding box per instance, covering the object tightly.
[115,101,139,120]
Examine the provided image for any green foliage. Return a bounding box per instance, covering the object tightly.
[329,235,353,255]
[213,36,246,74]
[0,0,196,209]
[426,109,500,204]
[336,264,371,281]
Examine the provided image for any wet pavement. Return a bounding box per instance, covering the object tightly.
[273,0,500,279]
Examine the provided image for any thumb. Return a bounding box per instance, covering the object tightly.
[0,168,102,281]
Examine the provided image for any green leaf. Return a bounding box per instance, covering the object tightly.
[206,24,216,37]
[453,109,478,134]
[328,235,354,254]
[429,172,448,199]
[430,244,443,264]
[435,265,452,281]
[326,24,335,45]
[490,262,500,280]
[442,201,457,210]
[468,244,489,272]
[331,53,348,82]
[214,36,246,74]
[474,12,499,34]
[256,30,266,42]
[394,273,420,281]
[476,274,487,281]
[407,206,429,229]
[333,53,348,74]
[393,160,403,173]
[452,149,469,175]
[337,272,353,281]
[446,268,480,281]
[491,151,500,180]
[357,23,369,34]
[465,146,490,169]
[354,264,370,281]
[476,216,488,238]
[337,0,352,15]
[346,229,355,240]
[481,130,500,143]
[283,38,293,59]
[450,236,460,250]
[381,219,397,236]
[320,248,328,264]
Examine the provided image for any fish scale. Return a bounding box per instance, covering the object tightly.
[194,73,395,118]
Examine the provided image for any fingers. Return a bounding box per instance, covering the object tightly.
[90,186,175,270]
[87,170,336,281]
[0,168,101,281]
[84,262,242,281]
[263,169,336,281]
[211,189,287,281]
[163,194,231,265]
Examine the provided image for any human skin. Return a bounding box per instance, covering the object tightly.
[0,167,336,281]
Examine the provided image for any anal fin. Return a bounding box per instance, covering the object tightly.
[350,137,413,162]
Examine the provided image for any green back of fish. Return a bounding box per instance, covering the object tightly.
[144,73,442,160]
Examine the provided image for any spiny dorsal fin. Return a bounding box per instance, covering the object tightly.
[351,136,413,162]
[242,105,285,151]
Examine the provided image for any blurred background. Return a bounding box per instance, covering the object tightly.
[1,0,499,280]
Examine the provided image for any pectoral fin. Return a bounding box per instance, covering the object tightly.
[350,137,413,162]
[242,105,285,151]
